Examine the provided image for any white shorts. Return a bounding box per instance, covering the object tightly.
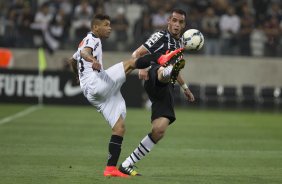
[83,62,126,128]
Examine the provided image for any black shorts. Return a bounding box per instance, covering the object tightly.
[144,64,176,124]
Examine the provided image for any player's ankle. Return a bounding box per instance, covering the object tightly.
[122,160,131,168]
[162,65,173,80]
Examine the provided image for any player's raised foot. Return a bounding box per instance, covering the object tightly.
[157,48,184,66]
[103,166,129,178]
[170,59,185,84]
[119,164,141,176]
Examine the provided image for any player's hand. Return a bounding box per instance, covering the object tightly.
[92,61,101,71]
[139,69,149,80]
[184,88,195,102]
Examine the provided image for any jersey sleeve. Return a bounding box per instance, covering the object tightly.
[72,51,79,60]
[84,38,97,50]
[84,37,100,58]
[143,31,165,54]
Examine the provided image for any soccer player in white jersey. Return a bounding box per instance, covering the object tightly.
[69,14,184,178]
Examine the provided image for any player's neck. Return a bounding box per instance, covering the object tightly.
[167,30,180,40]
[91,31,100,38]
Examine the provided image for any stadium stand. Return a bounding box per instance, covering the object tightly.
[0,0,281,57]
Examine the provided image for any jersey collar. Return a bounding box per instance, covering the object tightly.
[166,29,180,40]
[90,32,98,38]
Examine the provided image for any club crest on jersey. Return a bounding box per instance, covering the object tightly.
[78,39,85,48]
[145,32,164,47]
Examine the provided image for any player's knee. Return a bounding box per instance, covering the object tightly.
[118,124,126,134]
[122,60,136,75]
[152,128,166,142]
[124,59,136,69]
[112,122,126,136]
[130,59,136,69]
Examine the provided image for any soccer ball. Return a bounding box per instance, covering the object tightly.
[183,29,204,51]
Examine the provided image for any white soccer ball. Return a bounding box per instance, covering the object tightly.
[183,29,204,51]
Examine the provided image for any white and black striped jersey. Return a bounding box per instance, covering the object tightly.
[143,30,185,55]
[73,32,103,77]
[72,32,103,90]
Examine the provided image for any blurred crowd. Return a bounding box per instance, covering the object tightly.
[0,0,281,57]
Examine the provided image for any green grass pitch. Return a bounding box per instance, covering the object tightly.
[0,104,282,184]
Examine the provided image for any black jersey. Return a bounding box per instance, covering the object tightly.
[143,30,184,55]
[143,30,184,124]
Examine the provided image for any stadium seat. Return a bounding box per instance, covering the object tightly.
[204,85,221,107]
[277,88,282,109]
[259,87,276,109]
[222,86,238,108]
[173,84,202,107]
[173,84,182,106]
[241,85,257,108]
[188,84,202,106]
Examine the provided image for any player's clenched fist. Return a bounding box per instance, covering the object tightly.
[92,61,101,71]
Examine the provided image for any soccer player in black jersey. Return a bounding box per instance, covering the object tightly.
[119,9,195,176]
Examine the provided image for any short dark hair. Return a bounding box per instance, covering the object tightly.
[171,8,187,18]
[91,14,111,28]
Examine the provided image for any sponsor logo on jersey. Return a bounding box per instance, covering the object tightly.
[145,32,164,48]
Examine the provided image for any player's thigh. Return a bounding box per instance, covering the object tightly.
[149,88,176,123]
[101,92,126,128]
[105,62,126,90]
[87,70,123,102]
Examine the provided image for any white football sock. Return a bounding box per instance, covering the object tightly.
[162,65,173,80]
[122,134,155,167]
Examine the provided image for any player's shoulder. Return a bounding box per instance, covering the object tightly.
[150,30,166,38]
[85,32,100,42]
[144,30,166,48]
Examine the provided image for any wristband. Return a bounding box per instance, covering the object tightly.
[181,83,188,90]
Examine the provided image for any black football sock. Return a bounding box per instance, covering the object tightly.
[107,135,123,166]
[135,53,162,69]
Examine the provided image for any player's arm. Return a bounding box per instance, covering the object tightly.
[132,45,149,58]
[68,57,79,83]
[134,31,166,80]
[80,47,101,71]
[177,74,195,102]
[132,45,150,80]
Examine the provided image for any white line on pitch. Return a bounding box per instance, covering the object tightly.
[0,105,41,125]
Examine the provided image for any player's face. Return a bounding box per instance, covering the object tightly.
[168,12,186,38]
[96,20,112,39]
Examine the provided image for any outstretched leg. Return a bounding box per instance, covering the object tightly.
[122,49,184,75]
[122,58,137,75]
[122,53,160,75]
